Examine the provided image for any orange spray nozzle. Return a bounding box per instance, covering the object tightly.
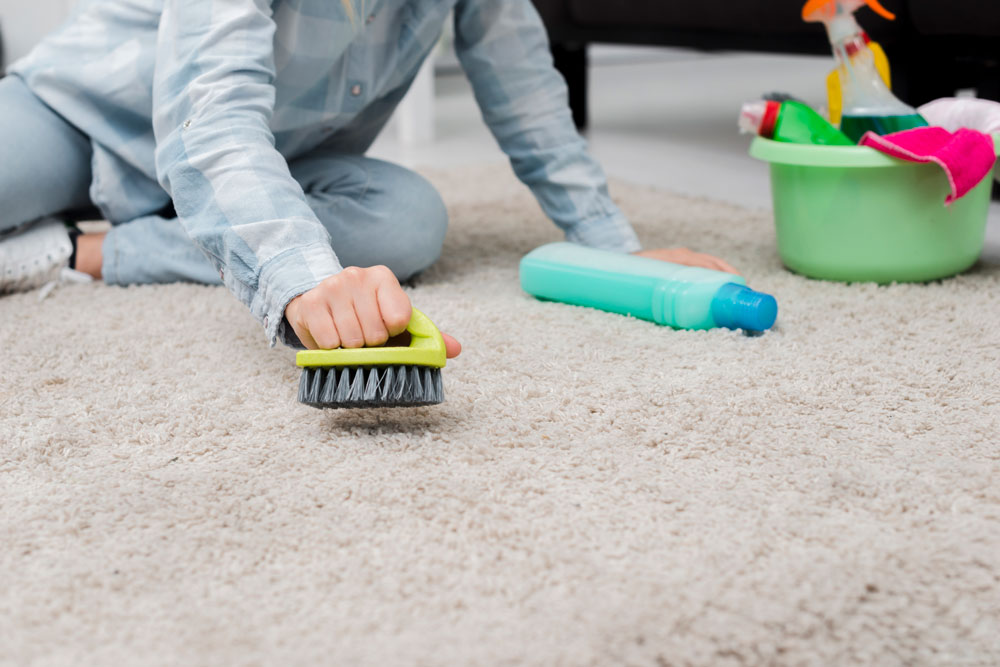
[802,0,895,23]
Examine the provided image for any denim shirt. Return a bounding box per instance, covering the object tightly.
[11,0,641,346]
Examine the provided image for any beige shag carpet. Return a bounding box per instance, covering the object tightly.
[2,165,999,666]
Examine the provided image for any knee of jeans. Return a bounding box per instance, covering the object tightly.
[381,178,448,281]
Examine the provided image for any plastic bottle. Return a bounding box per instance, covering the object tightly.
[825,31,891,126]
[519,243,778,333]
[739,99,853,146]
[802,0,927,142]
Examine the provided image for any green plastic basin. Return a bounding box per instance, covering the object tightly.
[749,133,999,283]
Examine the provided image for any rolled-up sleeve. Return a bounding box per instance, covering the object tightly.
[453,0,641,253]
[152,0,343,346]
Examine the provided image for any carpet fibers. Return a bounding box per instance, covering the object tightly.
[2,165,999,665]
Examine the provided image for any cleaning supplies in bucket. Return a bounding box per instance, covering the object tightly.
[802,0,927,142]
[825,31,891,127]
[740,99,852,146]
[858,127,997,203]
[520,242,777,333]
[919,98,1000,136]
[747,134,1000,283]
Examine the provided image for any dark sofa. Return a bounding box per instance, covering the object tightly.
[531,0,1000,129]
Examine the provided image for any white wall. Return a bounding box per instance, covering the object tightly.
[0,0,74,66]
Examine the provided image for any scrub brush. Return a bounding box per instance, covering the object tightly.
[296,308,447,409]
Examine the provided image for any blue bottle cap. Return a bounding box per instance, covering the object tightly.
[710,283,778,332]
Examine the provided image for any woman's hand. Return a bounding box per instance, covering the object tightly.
[633,248,739,275]
[284,265,461,358]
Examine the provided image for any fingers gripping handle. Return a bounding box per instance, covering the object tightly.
[296,308,447,368]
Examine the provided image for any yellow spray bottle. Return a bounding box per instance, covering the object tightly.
[825,33,891,126]
[803,0,927,142]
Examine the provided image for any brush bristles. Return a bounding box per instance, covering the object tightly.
[298,365,444,409]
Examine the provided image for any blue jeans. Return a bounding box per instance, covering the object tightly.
[0,76,448,286]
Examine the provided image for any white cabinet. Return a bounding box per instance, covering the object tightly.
[0,0,75,66]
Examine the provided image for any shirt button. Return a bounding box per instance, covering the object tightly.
[219,268,224,281]
[263,315,270,329]
[351,84,362,96]
[366,13,375,23]
[183,119,192,129]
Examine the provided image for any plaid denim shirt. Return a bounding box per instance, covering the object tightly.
[11,0,641,346]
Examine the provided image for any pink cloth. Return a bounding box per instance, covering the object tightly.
[859,127,996,204]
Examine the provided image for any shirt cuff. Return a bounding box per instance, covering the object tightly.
[246,242,343,347]
[564,214,642,254]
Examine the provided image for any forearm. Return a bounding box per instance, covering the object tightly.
[454,0,641,253]
[152,0,344,345]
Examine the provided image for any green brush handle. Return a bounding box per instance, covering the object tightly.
[296,308,447,368]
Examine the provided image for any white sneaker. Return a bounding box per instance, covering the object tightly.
[0,219,91,298]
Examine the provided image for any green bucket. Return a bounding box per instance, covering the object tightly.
[749,133,999,283]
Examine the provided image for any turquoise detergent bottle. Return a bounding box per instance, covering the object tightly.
[519,243,778,332]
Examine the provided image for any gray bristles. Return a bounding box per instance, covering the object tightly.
[298,365,444,409]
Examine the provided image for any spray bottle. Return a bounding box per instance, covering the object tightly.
[802,0,927,142]
[739,99,853,146]
[519,243,778,333]
[826,32,891,127]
